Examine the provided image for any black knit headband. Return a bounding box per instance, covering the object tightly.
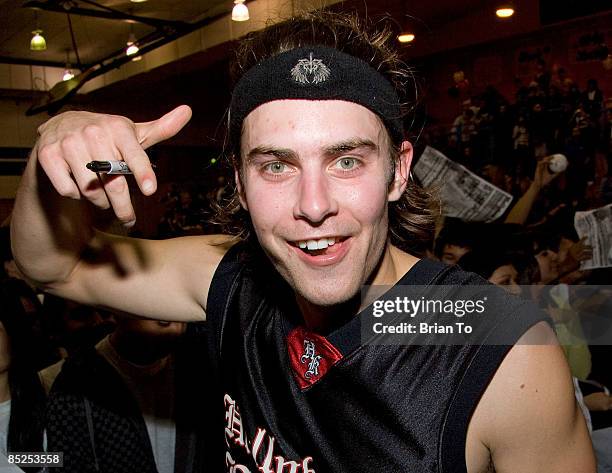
[229,46,404,148]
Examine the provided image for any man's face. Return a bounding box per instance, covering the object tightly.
[441,244,470,265]
[535,249,559,283]
[238,100,410,308]
[489,264,521,296]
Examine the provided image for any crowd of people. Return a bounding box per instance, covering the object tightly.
[426,68,611,216]
[428,63,611,376]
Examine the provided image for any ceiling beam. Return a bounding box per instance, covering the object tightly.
[0,55,75,69]
[23,0,188,30]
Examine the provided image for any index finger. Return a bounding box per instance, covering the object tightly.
[113,125,157,196]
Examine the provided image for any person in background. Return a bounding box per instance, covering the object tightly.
[41,294,115,360]
[41,316,210,473]
[457,249,522,296]
[0,284,46,473]
[582,79,603,121]
[433,219,481,265]
[1,226,58,370]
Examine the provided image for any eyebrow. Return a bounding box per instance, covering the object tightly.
[246,146,297,163]
[322,138,378,156]
[245,138,379,163]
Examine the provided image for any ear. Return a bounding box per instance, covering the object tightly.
[388,140,413,202]
[234,167,248,211]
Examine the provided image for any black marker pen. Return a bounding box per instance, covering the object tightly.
[86,160,132,175]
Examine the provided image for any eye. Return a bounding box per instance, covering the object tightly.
[264,162,287,174]
[334,157,358,171]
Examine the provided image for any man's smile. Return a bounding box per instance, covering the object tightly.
[287,236,352,266]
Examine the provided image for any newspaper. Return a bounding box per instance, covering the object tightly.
[574,203,612,269]
[413,146,514,222]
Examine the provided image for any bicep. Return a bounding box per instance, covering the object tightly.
[469,322,595,473]
[44,233,234,322]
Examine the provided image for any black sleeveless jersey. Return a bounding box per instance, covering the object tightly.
[205,244,546,473]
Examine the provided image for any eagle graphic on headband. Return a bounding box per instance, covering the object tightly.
[290,52,331,85]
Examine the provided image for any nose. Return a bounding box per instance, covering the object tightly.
[293,170,338,224]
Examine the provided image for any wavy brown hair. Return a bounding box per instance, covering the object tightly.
[211,10,439,256]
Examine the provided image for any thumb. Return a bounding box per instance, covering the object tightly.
[135,105,192,148]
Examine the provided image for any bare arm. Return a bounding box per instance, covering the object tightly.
[11,106,232,321]
[466,322,595,473]
[47,232,233,321]
[504,156,560,225]
[504,181,541,225]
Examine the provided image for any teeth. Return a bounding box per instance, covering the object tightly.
[316,240,328,250]
[298,237,338,251]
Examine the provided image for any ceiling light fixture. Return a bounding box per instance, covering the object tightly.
[397,33,415,43]
[130,0,148,2]
[30,29,47,51]
[496,6,515,18]
[232,0,249,22]
[126,32,139,56]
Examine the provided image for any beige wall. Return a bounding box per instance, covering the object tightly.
[0,64,64,93]
[0,177,21,199]
[0,99,47,199]
[0,99,46,148]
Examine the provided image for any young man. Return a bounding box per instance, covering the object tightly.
[11,12,594,473]
[41,317,209,473]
